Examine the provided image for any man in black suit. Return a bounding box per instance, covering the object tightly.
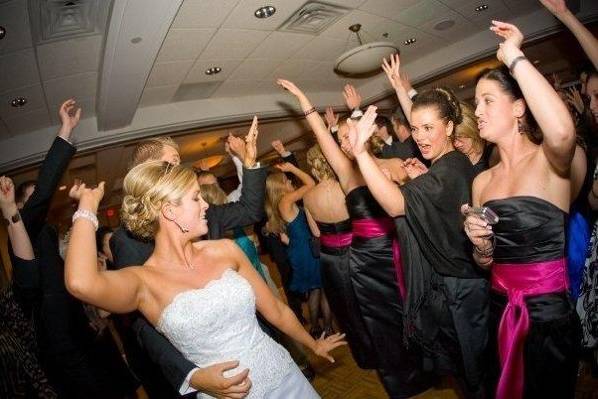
[12,100,135,398]
[379,110,422,161]
[110,125,266,398]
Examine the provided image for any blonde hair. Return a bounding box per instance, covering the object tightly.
[455,102,485,154]
[264,172,288,235]
[121,161,196,240]
[306,144,335,182]
[131,136,179,168]
[199,183,227,206]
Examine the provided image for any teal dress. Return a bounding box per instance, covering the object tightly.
[287,208,321,294]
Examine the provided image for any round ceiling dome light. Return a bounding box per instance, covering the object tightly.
[10,97,27,107]
[434,19,455,31]
[403,38,416,45]
[0,26,5,40]
[334,24,399,76]
[205,66,222,75]
[475,4,489,12]
[254,5,276,19]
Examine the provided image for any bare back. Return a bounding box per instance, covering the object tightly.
[303,179,350,224]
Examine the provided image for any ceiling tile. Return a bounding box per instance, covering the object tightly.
[359,0,424,18]
[37,35,102,80]
[321,9,406,41]
[184,58,244,84]
[450,0,510,22]
[147,61,194,87]
[172,0,241,29]
[4,107,52,136]
[43,72,98,107]
[294,36,350,62]
[0,84,46,120]
[249,31,313,60]
[502,0,544,14]
[0,48,39,92]
[222,0,307,31]
[139,85,179,107]
[0,0,33,55]
[211,79,274,98]
[0,118,9,139]
[324,0,370,7]
[270,59,322,81]
[419,11,481,40]
[393,0,452,26]
[156,28,216,62]
[200,29,270,60]
[229,59,282,80]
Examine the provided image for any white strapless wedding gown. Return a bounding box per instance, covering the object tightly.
[157,268,320,398]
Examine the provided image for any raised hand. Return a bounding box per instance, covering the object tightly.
[539,0,568,17]
[227,133,246,160]
[274,162,294,173]
[565,86,584,114]
[461,204,494,252]
[58,99,82,138]
[324,107,339,131]
[490,20,524,66]
[271,139,286,156]
[70,181,105,212]
[276,79,304,98]
[244,116,259,168]
[402,158,428,179]
[343,84,362,110]
[0,176,16,215]
[313,332,347,363]
[382,53,402,91]
[347,105,378,156]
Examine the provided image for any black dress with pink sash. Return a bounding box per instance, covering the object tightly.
[485,196,581,399]
[346,186,431,398]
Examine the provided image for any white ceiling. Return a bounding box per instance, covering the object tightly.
[1,0,598,172]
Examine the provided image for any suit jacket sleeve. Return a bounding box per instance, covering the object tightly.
[133,317,197,390]
[109,227,154,269]
[206,166,267,239]
[21,137,76,239]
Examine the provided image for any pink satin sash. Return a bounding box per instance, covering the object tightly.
[491,258,569,399]
[320,232,353,248]
[352,218,406,299]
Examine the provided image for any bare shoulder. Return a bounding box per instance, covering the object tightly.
[195,239,241,268]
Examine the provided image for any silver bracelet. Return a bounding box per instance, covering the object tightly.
[72,208,99,231]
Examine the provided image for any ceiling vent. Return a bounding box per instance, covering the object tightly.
[28,0,111,45]
[173,82,223,102]
[278,1,351,35]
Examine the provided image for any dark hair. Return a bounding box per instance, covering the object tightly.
[588,69,598,83]
[374,114,397,138]
[15,180,36,204]
[411,87,463,135]
[476,67,542,144]
[391,107,409,129]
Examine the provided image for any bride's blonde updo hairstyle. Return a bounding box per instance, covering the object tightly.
[121,161,197,240]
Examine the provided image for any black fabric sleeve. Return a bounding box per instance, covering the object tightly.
[8,255,40,315]
[133,317,196,390]
[21,137,76,240]
[206,166,267,239]
[109,227,154,269]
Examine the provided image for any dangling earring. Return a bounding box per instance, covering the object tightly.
[517,118,525,134]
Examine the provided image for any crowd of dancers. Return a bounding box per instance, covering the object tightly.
[2,1,598,398]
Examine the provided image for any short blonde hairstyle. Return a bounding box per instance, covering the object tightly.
[199,183,227,206]
[121,161,196,240]
[306,144,335,182]
[455,102,485,154]
[131,136,179,168]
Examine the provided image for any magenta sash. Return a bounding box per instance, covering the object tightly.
[491,258,569,399]
[320,232,353,248]
[352,218,406,299]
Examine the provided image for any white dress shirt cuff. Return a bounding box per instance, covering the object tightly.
[180,367,200,395]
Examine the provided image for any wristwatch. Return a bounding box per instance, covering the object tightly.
[2,211,21,226]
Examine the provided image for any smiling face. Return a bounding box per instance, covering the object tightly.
[474,78,522,143]
[167,180,210,237]
[410,106,453,162]
[337,122,355,160]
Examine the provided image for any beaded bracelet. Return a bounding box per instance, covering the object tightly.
[72,208,99,231]
[303,107,317,117]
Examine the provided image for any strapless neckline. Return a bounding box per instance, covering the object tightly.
[157,267,236,328]
[483,195,568,214]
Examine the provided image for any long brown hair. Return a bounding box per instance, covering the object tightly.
[264,172,288,234]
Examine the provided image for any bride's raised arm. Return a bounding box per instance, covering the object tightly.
[230,240,345,362]
[65,181,142,313]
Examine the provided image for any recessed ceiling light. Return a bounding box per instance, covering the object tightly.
[434,19,455,31]
[205,66,222,75]
[10,97,27,107]
[254,5,276,19]
[0,26,5,40]
[475,4,489,12]
[403,38,416,45]
[130,37,142,44]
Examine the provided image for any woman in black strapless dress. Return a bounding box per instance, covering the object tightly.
[281,80,432,398]
[464,22,581,399]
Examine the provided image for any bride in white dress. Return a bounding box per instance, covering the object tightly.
[64,160,346,398]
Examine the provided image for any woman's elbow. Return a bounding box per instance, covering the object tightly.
[64,273,91,299]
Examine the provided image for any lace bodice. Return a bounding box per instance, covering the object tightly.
[157,268,294,399]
